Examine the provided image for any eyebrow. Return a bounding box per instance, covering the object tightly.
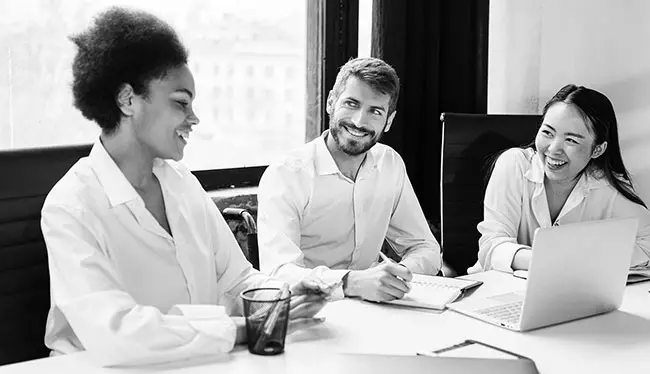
[173,88,194,99]
[542,124,586,139]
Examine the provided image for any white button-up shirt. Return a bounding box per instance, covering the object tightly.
[257,131,441,285]
[473,147,650,273]
[41,141,270,366]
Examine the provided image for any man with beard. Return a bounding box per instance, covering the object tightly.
[257,57,441,302]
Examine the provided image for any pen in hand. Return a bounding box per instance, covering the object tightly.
[378,251,394,265]
[378,252,412,288]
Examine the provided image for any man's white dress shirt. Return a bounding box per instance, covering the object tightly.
[471,147,650,273]
[41,141,270,366]
[257,131,441,285]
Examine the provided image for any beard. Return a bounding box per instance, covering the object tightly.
[329,118,386,156]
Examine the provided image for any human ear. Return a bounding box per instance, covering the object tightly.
[591,141,608,159]
[384,111,397,132]
[326,90,335,115]
[116,84,136,117]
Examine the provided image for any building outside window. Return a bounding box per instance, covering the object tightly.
[0,0,310,171]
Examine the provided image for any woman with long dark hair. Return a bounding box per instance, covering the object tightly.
[472,84,650,273]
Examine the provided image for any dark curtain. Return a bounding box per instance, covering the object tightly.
[372,0,489,237]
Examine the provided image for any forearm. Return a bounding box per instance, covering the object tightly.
[399,245,441,275]
[511,248,532,271]
[477,217,527,272]
[342,270,361,297]
[59,297,239,367]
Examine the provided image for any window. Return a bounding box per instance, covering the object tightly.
[264,65,274,78]
[0,0,309,170]
[285,66,296,79]
[1,0,359,188]
[358,0,373,57]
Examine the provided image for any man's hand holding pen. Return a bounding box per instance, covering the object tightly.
[342,252,413,302]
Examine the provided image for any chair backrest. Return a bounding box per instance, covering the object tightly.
[222,207,259,270]
[0,144,91,365]
[440,113,541,275]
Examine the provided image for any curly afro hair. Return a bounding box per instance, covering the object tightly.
[70,7,189,133]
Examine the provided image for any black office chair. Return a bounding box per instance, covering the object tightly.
[221,207,259,270]
[0,144,92,365]
[439,112,541,276]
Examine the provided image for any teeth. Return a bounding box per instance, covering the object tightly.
[547,157,567,167]
[345,126,367,137]
[175,129,190,140]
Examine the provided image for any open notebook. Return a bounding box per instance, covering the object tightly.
[384,274,483,310]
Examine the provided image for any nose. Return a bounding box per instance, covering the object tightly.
[187,109,200,126]
[547,137,564,154]
[350,109,368,127]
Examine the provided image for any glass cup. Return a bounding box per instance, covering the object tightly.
[241,287,291,355]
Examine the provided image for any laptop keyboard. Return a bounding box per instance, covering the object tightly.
[476,300,523,325]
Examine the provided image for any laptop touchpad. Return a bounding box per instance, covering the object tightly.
[487,292,522,303]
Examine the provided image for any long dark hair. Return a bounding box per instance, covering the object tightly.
[539,84,646,208]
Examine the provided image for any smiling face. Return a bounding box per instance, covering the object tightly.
[535,102,607,184]
[132,64,199,161]
[326,76,396,156]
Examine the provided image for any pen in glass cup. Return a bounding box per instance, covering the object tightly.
[253,284,290,352]
[249,288,283,321]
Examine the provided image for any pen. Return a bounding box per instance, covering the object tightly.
[319,279,343,295]
[253,284,290,352]
[513,270,529,280]
[378,252,411,285]
[378,251,393,265]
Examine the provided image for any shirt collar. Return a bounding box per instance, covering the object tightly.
[89,139,182,207]
[524,148,609,192]
[314,130,377,176]
[89,139,139,207]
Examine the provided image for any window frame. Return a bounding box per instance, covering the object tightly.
[194,0,359,190]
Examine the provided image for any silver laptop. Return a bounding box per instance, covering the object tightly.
[448,217,638,331]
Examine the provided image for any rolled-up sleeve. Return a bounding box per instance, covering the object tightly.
[42,203,243,367]
[477,149,531,273]
[385,155,441,275]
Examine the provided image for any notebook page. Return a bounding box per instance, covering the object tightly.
[384,275,463,310]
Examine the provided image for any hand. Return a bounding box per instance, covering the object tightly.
[511,247,532,270]
[235,277,329,344]
[285,276,330,334]
[343,262,413,302]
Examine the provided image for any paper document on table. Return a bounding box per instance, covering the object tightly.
[627,266,650,284]
[384,274,483,310]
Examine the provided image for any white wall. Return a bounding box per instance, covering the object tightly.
[488,0,650,203]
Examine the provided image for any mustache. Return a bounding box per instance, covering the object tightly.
[337,120,375,136]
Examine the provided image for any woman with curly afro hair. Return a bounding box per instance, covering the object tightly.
[41,7,329,366]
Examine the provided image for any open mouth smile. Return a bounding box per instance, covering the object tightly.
[342,125,370,138]
[546,156,568,170]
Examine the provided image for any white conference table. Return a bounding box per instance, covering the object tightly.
[2,270,650,374]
